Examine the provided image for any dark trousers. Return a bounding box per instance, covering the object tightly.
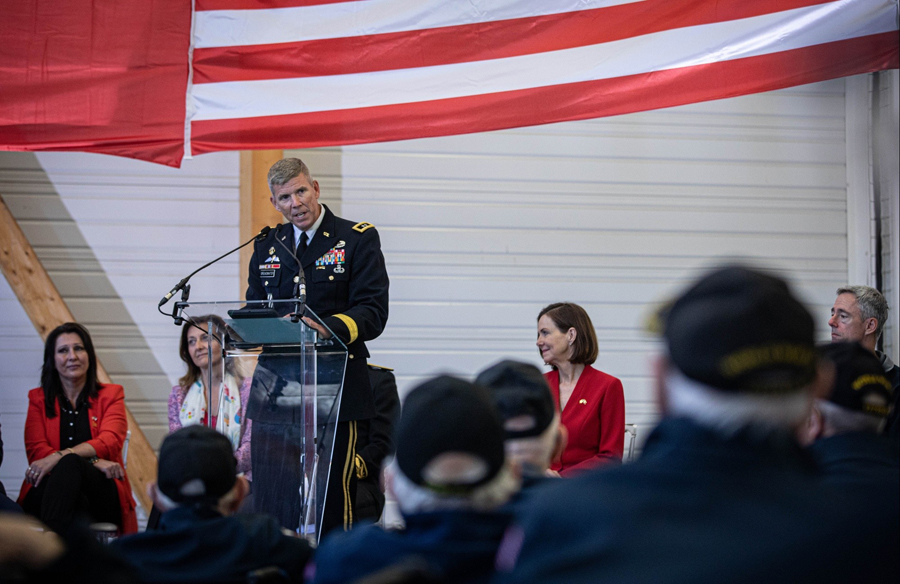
[355,479,386,522]
[251,420,357,539]
[22,453,120,534]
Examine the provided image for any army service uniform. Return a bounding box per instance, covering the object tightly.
[246,205,389,536]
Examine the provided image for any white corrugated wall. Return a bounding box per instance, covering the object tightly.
[330,79,852,435]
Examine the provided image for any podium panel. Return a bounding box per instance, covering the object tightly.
[177,300,347,542]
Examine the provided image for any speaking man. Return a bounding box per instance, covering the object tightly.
[245,158,389,536]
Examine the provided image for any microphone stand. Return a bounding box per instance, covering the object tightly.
[157,225,274,323]
[270,230,308,323]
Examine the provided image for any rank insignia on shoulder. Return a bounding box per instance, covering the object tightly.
[352,222,374,233]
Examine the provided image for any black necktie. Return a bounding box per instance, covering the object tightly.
[296,233,307,258]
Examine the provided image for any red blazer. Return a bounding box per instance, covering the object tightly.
[18,384,138,534]
[546,365,625,476]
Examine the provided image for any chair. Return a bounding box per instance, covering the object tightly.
[122,429,132,469]
[624,424,638,463]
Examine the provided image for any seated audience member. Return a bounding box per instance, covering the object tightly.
[355,364,401,521]
[475,360,566,487]
[19,323,137,535]
[828,285,899,447]
[1,418,23,513]
[169,315,251,479]
[799,342,897,485]
[495,265,899,584]
[310,376,519,584]
[536,302,625,474]
[112,426,312,584]
[0,513,138,584]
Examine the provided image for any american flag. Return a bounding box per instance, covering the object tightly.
[2,0,898,167]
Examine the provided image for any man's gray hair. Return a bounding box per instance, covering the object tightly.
[267,158,312,192]
[504,413,560,475]
[837,285,889,340]
[389,459,519,515]
[664,367,811,435]
[816,399,884,435]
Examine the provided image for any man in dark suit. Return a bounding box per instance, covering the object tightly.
[354,364,400,522]
[828,285,899,449]
[245,158,389,537]
[495,265,899,584]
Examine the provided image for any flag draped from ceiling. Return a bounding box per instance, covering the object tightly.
[1,0,898,167]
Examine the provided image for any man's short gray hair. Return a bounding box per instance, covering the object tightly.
[836,285,889,340]
[267,158,312,192]
[390,459,519,515]
[664,367,811,435]
[504,414,560,475]
[816,399,884,435]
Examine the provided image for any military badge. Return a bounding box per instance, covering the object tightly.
[316,249,346,267]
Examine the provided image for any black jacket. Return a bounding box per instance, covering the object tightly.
[499,418,899,584]
[246,206,389,421]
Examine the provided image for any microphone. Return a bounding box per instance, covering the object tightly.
[158,225,274,309]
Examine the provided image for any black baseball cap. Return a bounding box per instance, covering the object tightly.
[476,360,556,439]
[818,342,893,418]
[396,376,506,494]
[659,265,817,393]
[157,425,237,504]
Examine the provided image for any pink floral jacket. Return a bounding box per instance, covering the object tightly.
[168,377,252,480]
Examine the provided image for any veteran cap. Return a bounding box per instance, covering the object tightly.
[157,425,237,504]
[818,342,894,418]
[396,376,506,494]
[660,265,817,393]
[476,360,556,439]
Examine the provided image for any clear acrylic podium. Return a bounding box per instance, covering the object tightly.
[174,299,347,543]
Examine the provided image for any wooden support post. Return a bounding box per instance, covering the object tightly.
[240,150,285,296]
[0,194,156,512]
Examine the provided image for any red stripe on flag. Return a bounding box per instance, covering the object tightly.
[190,33,898,156]
[0,0,190,167]
[197,0,357,9]
[193,0,833,84]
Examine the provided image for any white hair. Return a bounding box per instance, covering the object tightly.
[504,414,560,475]
[816,400,884,435]
[664,367,812,435]
[389,460,520,515]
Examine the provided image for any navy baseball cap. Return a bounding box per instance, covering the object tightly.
[476,360,556,439]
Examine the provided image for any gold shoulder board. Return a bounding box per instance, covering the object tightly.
[352,222,375,233]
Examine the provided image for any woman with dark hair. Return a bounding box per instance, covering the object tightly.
[536,302,625,476]
[167,315,252,478]
[18,323,137,534]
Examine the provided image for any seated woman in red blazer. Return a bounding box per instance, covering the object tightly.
[18,323,137,535]
[537,302,625,476]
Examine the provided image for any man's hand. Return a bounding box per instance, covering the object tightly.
[302,316,332,339]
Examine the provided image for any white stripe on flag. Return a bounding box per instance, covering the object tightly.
[191,0,897,122]
[194,0,645,48]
